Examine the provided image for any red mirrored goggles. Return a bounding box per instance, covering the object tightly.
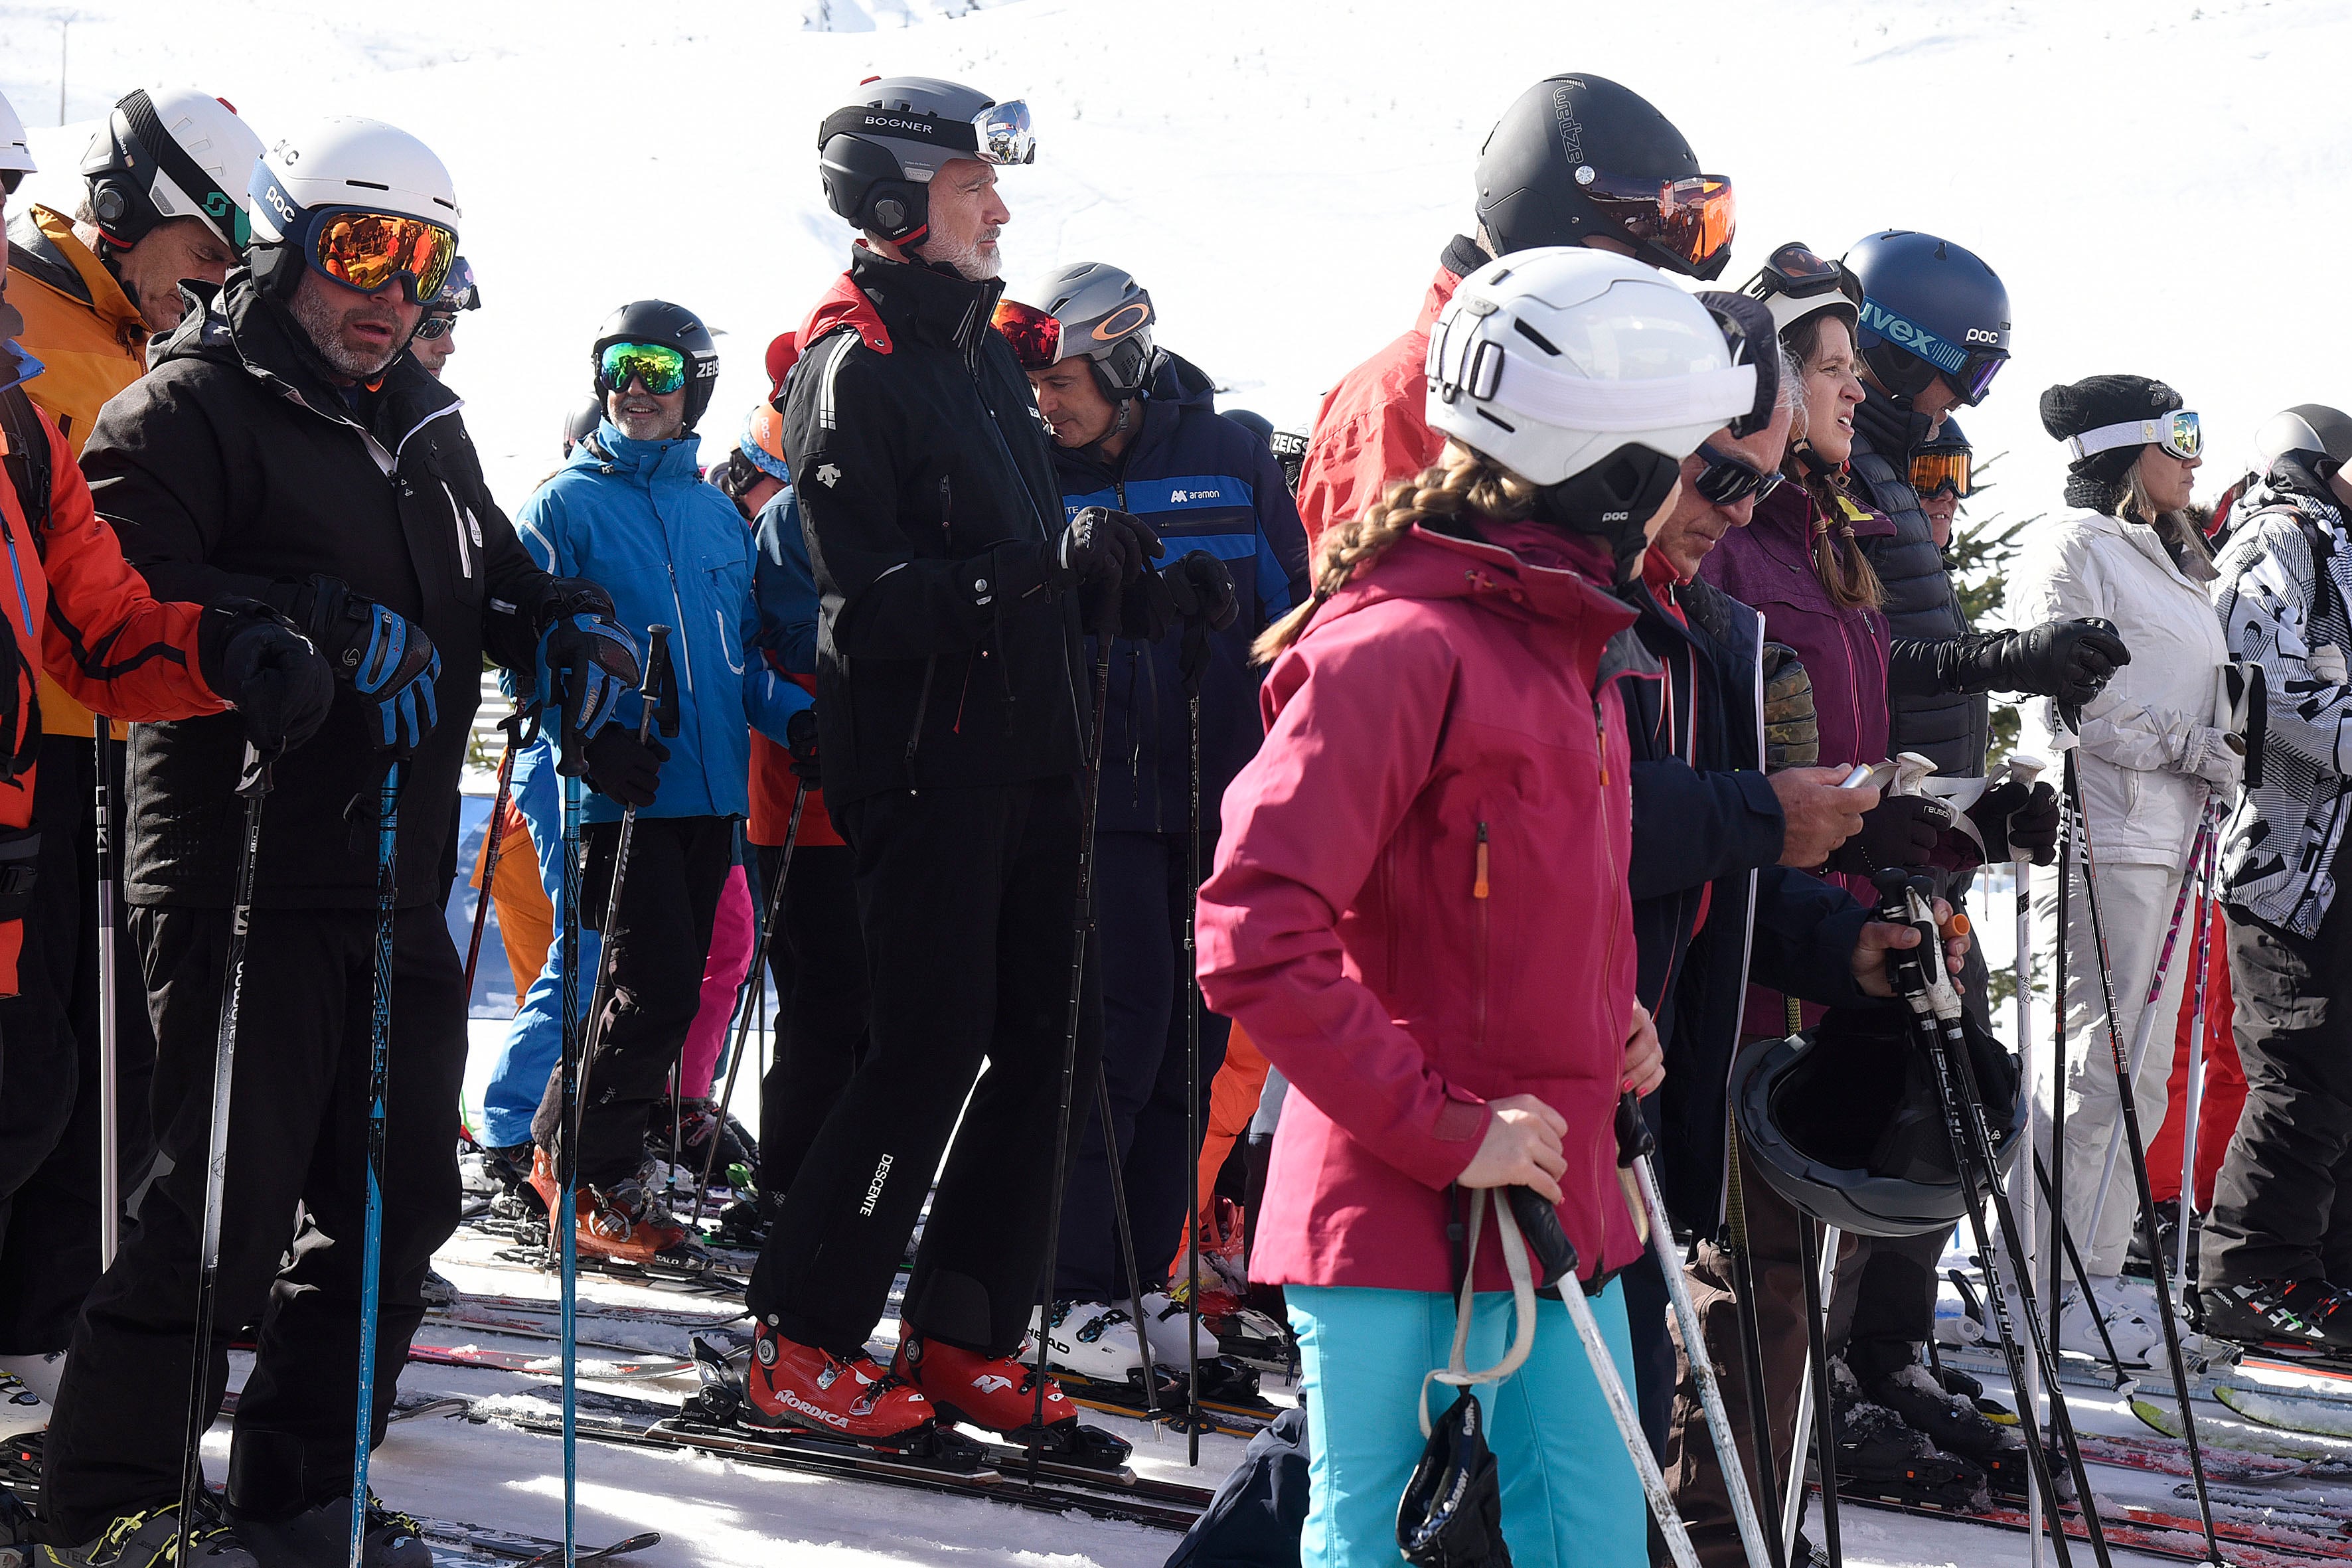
[1581,173,1736,275]
[309,208,457,304]
[992,296,1063,371]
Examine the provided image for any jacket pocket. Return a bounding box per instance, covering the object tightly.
[437,479,485,609]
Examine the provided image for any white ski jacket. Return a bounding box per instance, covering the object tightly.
[2014,505,2234,868]
[2212,488,2352,936]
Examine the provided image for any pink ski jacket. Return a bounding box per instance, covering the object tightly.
[1197,520,1652,1294]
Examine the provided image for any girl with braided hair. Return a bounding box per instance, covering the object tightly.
[1199,249,1762,1568]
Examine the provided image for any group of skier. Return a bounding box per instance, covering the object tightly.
[0,52,2345,1568]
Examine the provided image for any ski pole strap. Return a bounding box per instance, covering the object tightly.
[1418,1187,1537,1437]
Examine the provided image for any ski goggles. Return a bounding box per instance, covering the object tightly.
[817,98,1037,167]
[1857,298,2007,408]
[1910,447,1973,499]
[433,255,481,313]
[307,209,457,304]
[1753,241,1862,310]
[992,296,1063,371]
[1693,442,1784,507]
[1580,172,1736,274]
[2063,408,2202,463]
[598,341,688,396]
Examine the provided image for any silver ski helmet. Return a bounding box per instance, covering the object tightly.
[2252,404,2352,487]
[817,76,1035,248]
[1734,1006,2025,1238]
[998,262,1155,399]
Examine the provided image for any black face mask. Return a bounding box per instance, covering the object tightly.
[1529,442,1684,588]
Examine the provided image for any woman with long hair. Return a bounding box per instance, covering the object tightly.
[1197,250,1761,1567]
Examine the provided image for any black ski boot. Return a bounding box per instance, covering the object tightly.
[36,1502,258,1568]
[227,1431,433,1568]
[483,1140,545,1221]
[1869,1358,2030,1499]
[1829,1357,1989,1511]
[2199,1277,2352,1356]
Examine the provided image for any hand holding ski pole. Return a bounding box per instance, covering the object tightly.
[1456,1095,1567,1202]
[1851,896,1970,996]
[1620,1000,1662,1097]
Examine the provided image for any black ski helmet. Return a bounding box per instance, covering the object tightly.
[817,76,1035,250]
[1733,1006,2024,1238]
[562,393,605,457]
[591,299,720,433]
[1843,230,2011,409]
[1473,75,1733,280]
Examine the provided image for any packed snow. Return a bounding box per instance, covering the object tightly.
[11,0,2352,1562]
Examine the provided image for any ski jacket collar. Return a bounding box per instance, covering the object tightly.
[576,421,706,486]
[1051,349,1220,493]
[1328,521,1645,664]
[1852,384,1934,467]
[7,206,143,353]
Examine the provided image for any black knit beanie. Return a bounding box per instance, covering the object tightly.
[2039,374,2182,512]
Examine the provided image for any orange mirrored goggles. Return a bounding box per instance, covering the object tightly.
[1581,173,1736,275]
[309,209,457,304]
[1910,449,1973,500]
[992,296,1063,372]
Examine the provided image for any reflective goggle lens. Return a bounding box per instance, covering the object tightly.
[1961,353,2005,405]
[1693,443,1784,507]
[312,210,457,302]
[991,297,1063,371]
[1909,449,1972,499]
[976,100,1036,165]
[2162,409,2203,460]
[599,341,688,396]
[1583,173,1737,270]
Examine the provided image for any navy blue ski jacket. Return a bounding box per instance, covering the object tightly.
[1048,351,1310,836]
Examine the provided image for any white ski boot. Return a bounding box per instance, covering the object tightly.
[1031,1300,1148,1385]
[2059,1275,2163,1367]
[1137,1289,1221,1367]
[0,1367,48,1439]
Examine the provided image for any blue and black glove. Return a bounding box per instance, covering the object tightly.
[301,576,439,753]
[535,580,641,776]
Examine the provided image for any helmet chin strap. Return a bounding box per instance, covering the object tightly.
[1529,443,1684,588]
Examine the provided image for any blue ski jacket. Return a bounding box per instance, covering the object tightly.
[514,421,808,824]
[1050,351,1311,835]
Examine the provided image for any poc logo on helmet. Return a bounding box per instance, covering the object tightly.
[1964,327,2001,345]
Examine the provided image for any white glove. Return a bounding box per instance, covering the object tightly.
[2178,724,2246,792]
[2312,644,2349,686]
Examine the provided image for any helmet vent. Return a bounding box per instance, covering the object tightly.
[1511,317,1560,356]
[345,178,390,191]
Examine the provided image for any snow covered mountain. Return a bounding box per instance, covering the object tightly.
[5,0,2348,532]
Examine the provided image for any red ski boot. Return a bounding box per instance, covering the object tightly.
[744,1324,935,1447]
[892,1331,1132,1467]
[527,1147,688,1265]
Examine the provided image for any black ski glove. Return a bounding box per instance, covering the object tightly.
[1761,643,1818,771]
[298,575,440,753]
[1968,779,2061,865]
[1950,619,2131,704]
[1826,793,1954,874]
[785,706,821,787]
[1054,505,1163,588]
[197,599,335,757]
[1163,551,1239,632]
[580,722,668,809]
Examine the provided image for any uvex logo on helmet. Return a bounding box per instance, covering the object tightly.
[1859,297,1968,376]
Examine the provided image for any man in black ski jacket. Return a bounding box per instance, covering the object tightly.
[740,78,1168,1449]
[40,119,648,1567]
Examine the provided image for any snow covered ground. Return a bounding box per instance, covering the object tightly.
[10,0,2352,1560]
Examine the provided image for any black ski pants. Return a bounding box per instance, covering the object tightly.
[530,815,732,1190]
[41,902,464,1537]
[1054,830,1229,1304]
[756,842,868,1201]
[748,776,1101,1359]
[2202,894,2352,1288]
[0,735,156,1354]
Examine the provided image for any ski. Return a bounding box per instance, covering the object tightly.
[1833,1484,2334,1568]
[413,1517,660,1568]
[435,1291,750,1332]
[2132,1393,2352,1461]
[407,1341,697,1381]
[2077,1429,2340,1484]
[2221,1383,2352,1440]
[2169,1480,2352,1533]
[1051,1366,1282,1437]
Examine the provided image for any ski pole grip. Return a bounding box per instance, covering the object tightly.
[1614,1090,1655,1168]
[1506,1184,1579,1293]
[639,625,674,741]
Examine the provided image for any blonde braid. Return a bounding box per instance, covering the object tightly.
[1254,441,1537,663]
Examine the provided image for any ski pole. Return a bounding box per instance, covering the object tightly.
[1183,639,1206,1466]
[558,765,583,1568]
[2176,826,2219,1310]
[572,627,675,1144]
[2061,759,2225,1565]
[349,758,404,1568]
[462,708,531,1006]
[691,783,804,1228]
[2050,789,2071,1389]
[1792,1220,1842,1568]
[1873,869,2106,1568]
[1030,577,1121,1480]
[177,744,272,1563]
[1624,1112,1771,1568]
[1723,1121,1789,1568]
[93,728,121,1270]
[2009,754,2045,1568]
[1094,1065,1163,1427]
[2028,1152,2130,1383]
[2081,806,2215,1255]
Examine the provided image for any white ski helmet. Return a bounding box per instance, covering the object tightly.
[1425,248,1757,489]
[247,117,459,302]
[80,86,265,250]
[0,88,33,195]
[2251,404,2352,483]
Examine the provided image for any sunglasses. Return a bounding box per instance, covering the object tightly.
[412,311,458,342]
[1693,443,1784,507]
[599,341,688,396]
[1580,172,1737,275]
[992,296,1063,372]
[2061,408,2201,464]
[308,208,457,304]
[1910,448,1972,499]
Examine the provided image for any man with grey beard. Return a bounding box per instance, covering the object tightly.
[40,116,646,1567]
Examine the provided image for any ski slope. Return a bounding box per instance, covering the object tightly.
[9,0,2352,1562]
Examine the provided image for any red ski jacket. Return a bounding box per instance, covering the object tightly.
[1197,521,1652,1294]
[1293,262,1461,548]
[0,394,225,991]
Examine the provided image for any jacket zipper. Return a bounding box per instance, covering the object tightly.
[1472,821,1491,1049]
[906,656,939,771]
[1593,697,1626,1079]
